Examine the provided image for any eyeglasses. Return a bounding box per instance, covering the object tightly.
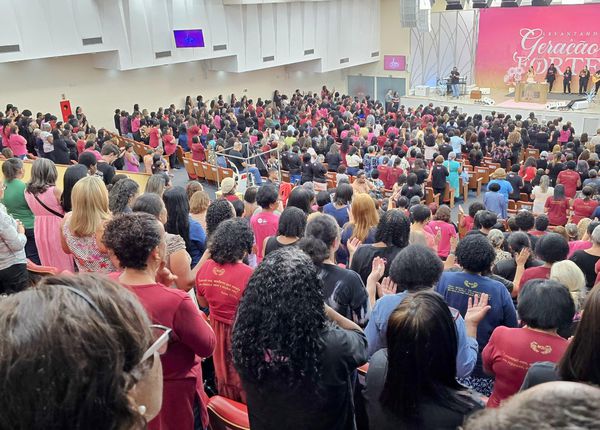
[141,324,172,362]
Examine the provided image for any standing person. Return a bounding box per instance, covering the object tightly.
[263,207,306,257]
[593,70,600,94]
[232,247,368,430]
[0,274,164,429]
[163,187,205,268]
[571,186,598,224]
[450,67,461,98]
[250,184,280,264]
[24,158,74,272]
[545,63,557,92]
[103,213,216,430]
[299,214,371,326]
[430,155,449,199]
[482,280,574,407]
[435,235,518,396]
[578,66,590,95]
[428,205,458,259]
[556,161,581,199]
[123,142,140,172]
[443,152,462,199]
[196,219,254,403]
[563,67,573,94]
[60,176,116,273]
[323,183,353,228]
[1,158,39,264]
[350,209,411,286]
[484,183,508,220]
[364,291,485,429]
[488,168,514,202]
[570,225,600,291]
[545,185,570,226]
[339,193,379,265]
[0,181,28,293]
[531,175,554,215]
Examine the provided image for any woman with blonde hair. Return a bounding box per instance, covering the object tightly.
[551,260,586,310]
[189,190,210,231]
[339,193,379,265]
[60,176,116,273]
[531,175,553,215]
[24,158,74,272]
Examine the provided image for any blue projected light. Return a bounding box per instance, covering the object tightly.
[174,30,205,48]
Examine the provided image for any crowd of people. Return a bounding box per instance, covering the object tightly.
[1,89,600,430]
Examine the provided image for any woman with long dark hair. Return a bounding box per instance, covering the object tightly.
[350,209,410,286]
[232,247,367,430]
[61,163,88,212]
[163,186,205,267]
[364,291,484,429]
[545,184,570,226]
[109,178,139,215]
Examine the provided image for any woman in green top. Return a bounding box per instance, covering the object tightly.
[1,158,39,264]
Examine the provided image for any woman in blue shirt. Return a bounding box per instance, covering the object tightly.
[435,234,518,397]
[484,182,508,219]
[163,187,206,268]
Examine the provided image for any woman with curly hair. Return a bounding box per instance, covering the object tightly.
[205,199,235,238]
[103,212,216,430]
[108,178,139,214]
[232,247,368,430]
[435,234,518,396]
[0,273,163,429]
[196,218,254,402]
[350,209,410,286]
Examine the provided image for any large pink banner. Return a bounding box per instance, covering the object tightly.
[475,4,600,88]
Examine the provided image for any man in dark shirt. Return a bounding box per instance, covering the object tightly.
[546,63,557,92]
[227,140,263,185]
[439,137,453,160]
[96,143,119,186]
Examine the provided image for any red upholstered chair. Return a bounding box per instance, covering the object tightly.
[207,395,250,430]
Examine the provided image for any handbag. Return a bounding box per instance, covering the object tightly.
[33,193,64,218]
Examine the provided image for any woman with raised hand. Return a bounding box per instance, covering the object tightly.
[104,212,216,430]
[0,273,163,429]
[233,247,368,430]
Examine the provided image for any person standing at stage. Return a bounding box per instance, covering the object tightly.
[450,67,460,99]
[563,67,573,94]
[545,63,557,92]
[593,70,600,94]
[578,66,590,95]
[526,66,536,83]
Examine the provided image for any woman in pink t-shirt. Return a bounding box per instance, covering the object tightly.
[148,125,161,149]
[427,205,458,259]
[196,219,254,402]
[8,125,27,158]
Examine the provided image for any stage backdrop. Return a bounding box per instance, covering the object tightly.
[475,4,600,89]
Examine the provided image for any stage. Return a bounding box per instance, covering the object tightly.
[401,87,600,135]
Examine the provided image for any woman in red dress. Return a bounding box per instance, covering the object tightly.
[196,218,255,402]
[103,213,216,430]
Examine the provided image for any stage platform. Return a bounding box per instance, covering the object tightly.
[401,88,600,135]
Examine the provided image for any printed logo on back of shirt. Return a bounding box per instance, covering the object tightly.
[530,341,552,355]
[463,280,478,289]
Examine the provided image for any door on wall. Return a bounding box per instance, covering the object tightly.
[376,77,406,104]
[348,76,375,100]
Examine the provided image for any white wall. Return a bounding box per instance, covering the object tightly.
[0,54,351,129]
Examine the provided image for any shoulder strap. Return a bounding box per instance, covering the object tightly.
[33,192,64,218]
